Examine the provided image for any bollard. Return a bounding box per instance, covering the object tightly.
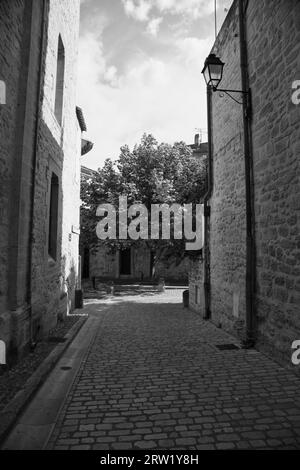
[75,289,83,309]
[183,289,189,308]
[158,278,165,292]
[106,281,115,295]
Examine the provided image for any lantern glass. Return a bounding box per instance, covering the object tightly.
[203,67,211,87]
[209,63,223,87]
[202,54,224,89]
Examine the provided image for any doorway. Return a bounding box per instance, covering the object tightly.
[120,248,131,276]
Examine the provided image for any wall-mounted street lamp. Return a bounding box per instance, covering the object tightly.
[202,54,224,89]
[202,53,250,105]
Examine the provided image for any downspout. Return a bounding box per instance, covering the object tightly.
[27,0,49,348]
[203,85,213,320]
[238,0,256,347]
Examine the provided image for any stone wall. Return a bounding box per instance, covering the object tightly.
[155,256,189,283]
[31,0,81,335]
[89,245,151,281]
[246,0,300,363]
[0,0,81,361]
[0,1,26,318]
[0,0,25,348]
[89,246,121,280]
[0,0,44,357]
[204,0,300,366]
[188,257,204,315]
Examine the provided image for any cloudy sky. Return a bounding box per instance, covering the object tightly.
[78,0,233,169]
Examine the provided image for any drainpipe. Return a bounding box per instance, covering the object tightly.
[27,0,49,348]
[238,0,256,347]
[203,85,213,320]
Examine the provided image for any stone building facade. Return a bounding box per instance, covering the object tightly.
[0,0,82,363]
[191,0,300,367]
[85,243,189,285]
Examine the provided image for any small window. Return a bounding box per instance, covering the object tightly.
[195,285,199,304]
[54,35,65,125]
[0,80,6,104]
[48,173,59,260]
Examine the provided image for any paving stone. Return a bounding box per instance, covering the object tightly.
[144,433,168,440]
[216,442,236,450]
[57,439,79,445]
[111,442,133,450]
[109,430,131,437]
[249,440,267,448]
[216,433,240,442]
[158,439,175,448]
[95,424,113,430]
[196,444,215,450]
[175,437,197,446]
[135,440,156,449]
[79,424,95,432]
[241,431,266,439]
[70,445,91,450]
[92,444,110,450]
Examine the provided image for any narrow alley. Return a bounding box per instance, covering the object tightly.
[3,289,300,451]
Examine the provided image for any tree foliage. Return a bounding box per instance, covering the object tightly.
[80,134,207,262]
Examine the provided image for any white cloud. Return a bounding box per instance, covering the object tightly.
[121,0,233,22]
[103,65,119,87]
[120,0,234,45]
[147,17,163,37]
[122,0,151,22]
[176,36,210,75]
[154,0,215,18]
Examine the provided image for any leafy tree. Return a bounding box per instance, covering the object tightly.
[80,134,207,273]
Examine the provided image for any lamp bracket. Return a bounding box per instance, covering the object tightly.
[212,87,252,110]
[212,87,249,95]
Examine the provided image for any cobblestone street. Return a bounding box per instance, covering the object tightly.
[41,289,300,450]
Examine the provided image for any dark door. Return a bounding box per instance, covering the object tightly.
[82,247,90,279]
[120,248,131,275]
